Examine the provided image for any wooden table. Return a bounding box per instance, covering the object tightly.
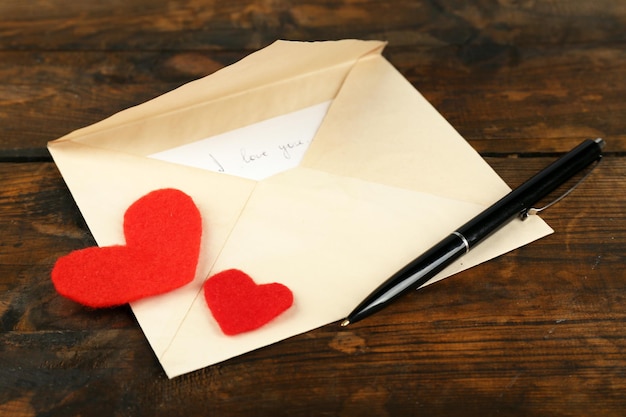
[2,1,625,415]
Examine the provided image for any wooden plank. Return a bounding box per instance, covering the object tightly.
[389,44,626,154]
[0,50,244,159]
[1,158,625,415]
[1,0,625,51]
[2,44,626,158]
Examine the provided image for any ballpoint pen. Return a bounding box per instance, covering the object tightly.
[341,138,605,326]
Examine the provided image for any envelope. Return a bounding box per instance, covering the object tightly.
[48,39,553,378]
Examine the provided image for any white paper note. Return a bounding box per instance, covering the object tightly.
[149,101,332,180]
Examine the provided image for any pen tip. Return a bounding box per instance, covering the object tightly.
[340,319,350,327]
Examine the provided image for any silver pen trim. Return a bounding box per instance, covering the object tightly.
[452,231,470,254]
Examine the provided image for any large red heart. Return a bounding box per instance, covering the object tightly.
[51,188,202,308]
[203,269,294,335]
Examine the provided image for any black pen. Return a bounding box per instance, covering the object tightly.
[341,138,605,326]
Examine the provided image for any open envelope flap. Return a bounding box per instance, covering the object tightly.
[52,40,386,157]
[302,52,511,206]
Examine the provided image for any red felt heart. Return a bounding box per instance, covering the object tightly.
[203,269,294,335]
[51,188,202,308]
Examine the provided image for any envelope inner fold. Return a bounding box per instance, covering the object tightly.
[63,47,382,158]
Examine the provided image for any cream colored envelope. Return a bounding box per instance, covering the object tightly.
[48,39,553,378]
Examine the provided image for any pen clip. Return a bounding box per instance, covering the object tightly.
[519,155,602,220]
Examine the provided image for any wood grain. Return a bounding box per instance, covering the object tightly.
[3,45,626,158]
[2,0,625,51]
[2,157,624,415]
[2,1,626,416]
[2,1,626,156]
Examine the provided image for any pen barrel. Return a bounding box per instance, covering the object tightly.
[457,139,603,247]
[345,139,603,325]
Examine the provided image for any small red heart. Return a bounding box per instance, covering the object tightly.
[51,188,202,307]
[203,269,294,335]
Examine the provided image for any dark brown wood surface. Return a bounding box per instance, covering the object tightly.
[1,1,625,415]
